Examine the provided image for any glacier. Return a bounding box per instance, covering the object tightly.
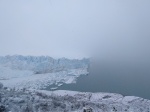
[0,55,89,73]
[0,55,89,89]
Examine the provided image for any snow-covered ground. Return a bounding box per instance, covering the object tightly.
[0,85,150,112]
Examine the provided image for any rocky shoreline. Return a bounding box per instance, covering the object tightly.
[0,83,150,112]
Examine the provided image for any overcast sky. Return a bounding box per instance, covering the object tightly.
[0,0,150,59]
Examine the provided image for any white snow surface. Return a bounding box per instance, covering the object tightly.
[0,66,33,80]
[0,67,88,89]
[0,88,150,112]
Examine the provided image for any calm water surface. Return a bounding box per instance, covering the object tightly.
[47,62,150,99]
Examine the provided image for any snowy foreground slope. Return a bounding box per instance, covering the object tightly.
[0,55,89,89]
[0,85,150,112]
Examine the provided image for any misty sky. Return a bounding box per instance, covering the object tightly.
[0,0,150,59]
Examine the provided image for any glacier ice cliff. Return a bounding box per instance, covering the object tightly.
[0,55,89,89]
[0,55,89,74]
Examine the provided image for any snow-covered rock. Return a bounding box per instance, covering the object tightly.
[0,88,150,112]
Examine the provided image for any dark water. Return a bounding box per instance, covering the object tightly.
[46,60,150,99]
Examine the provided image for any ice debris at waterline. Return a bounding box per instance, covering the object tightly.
[0,55,89,89]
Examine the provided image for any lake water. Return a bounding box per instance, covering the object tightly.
[47,61,150,99]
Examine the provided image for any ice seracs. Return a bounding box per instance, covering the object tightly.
[0,55,89,73]
[0,55,89,89]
